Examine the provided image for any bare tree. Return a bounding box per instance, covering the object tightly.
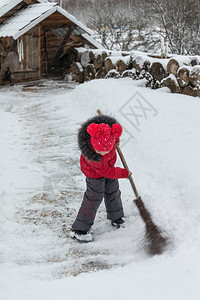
[89,1,159,52]
[50,0,200,55]
[149,0,200,55]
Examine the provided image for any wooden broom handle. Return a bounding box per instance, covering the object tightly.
[97,109,140,199]
[116,145,140,199]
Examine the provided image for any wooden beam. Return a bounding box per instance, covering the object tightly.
[40,11,74,25]
[49,25,74,70]
[41,20,72,26]
[43,30,49,74]
[37,24,41,77]
[19,38,23,71]
[70,34,83,42]
[23,0,34,4]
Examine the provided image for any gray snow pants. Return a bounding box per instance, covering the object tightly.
[72,177,124,232]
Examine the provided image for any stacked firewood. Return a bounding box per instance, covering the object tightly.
[162,57,200,97]
[64,48,200,97]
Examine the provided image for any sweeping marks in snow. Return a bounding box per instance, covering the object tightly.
[1,83,140,280]
[16,188,114,277]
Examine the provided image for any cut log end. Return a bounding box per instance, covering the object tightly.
[150,62,167,82]
[116,59,126,73]
[64,62,84,83]
[181,85,200,97]
[189,65,200,87]
[162,75,181,93]
[167,59,180,76]
[95,67,107,79]
[84,63,96,81]
[122,69,136,79]
[93,54,103,70]
[177,67,191,87]
[104,58,115,73]
[80,50,94,68]
[106,69,120,79]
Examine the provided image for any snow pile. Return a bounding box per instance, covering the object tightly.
[0,78,200,299]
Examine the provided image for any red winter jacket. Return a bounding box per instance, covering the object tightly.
[80,143,129,179]
[78,114,129,179]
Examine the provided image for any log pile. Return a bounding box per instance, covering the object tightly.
[64,48,200,98]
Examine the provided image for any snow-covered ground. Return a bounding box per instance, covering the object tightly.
[0,78,200,299]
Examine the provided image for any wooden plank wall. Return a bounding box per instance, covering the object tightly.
[28,27,38,71]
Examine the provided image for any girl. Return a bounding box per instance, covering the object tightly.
[70,114,131,242]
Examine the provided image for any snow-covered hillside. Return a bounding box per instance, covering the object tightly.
[0,78,200,299]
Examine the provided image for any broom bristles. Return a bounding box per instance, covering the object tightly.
[145,224,168,255]
[134,197,168,255]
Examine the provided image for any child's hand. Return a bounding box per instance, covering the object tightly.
[128,171,132,177]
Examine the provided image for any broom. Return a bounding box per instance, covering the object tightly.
[97,109,168,255]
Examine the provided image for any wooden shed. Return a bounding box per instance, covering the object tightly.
[0,0,104,84]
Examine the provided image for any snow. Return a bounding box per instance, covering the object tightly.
[78,48,131,57]
[130,51,200,71]
[169,55,191,66]
[1,78,200,299]
[190,65,200,75]
[178,65,193,72]
[0,0,22,18]
[76,62,84,72]
[131,51,170,70]
[122,68,136,77]
[162,73,180,86]
[190,56,200,65]
[106,55,131,65]
[106,69,120,78]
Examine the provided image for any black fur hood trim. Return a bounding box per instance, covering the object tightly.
[78,115,119,162]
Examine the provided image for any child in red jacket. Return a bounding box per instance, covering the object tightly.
[70,114,131,242]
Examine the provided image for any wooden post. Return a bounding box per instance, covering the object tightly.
[20,38,23,71]
[160,37,165,58]
[25,33,29,70]
[37,24,41,77]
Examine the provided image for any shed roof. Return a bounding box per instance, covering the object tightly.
[0,3,57,39]
[0,3,93,39]
[0,2,104,49]
[0,0,22,18]
[0,0,49,18]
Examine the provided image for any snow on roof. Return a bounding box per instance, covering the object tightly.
[0,1,50,18]
[0,3,94,40]
[0,0,22,18]
[0,3,57,39]
[0,3,104,49]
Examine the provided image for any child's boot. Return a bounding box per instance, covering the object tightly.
[111,217,125,228]
[70,230,93,242]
